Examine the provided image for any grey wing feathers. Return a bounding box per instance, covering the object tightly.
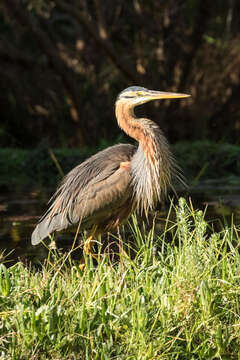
[31,213,69,245]
[31,143,136,245]
[69,164,133,224]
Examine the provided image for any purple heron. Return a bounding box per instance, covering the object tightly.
[31,86,190,255]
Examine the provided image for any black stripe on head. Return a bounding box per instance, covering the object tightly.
[117,86,147,100]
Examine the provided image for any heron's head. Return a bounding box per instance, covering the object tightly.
[116,86,190,107]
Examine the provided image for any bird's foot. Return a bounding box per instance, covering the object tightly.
[79,227,101,270]
[79,258,86,272]
[84,238,100,261]
[78,238,100,270]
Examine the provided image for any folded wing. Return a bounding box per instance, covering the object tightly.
[31,144,136,245]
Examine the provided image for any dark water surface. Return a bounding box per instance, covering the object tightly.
[0,183,240,265]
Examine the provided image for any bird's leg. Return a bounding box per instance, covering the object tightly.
[117,226,122,250]
[117,226,129,265]
[83,225,99,260]
[79,225,99,271]
[117,226,124,268]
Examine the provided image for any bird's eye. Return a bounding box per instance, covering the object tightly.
[137,91,142,96]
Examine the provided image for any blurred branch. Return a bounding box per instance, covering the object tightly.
[178,2,213,90]
[3,0,89,145]
[208,83,240,140]
[55,0,142,84]
[0,37,37,67]
[94,0,108,40]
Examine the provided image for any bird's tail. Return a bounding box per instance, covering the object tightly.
[31,213,69,245]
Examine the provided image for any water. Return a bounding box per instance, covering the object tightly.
[0,184,240,265]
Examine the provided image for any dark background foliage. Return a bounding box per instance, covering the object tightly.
[0,0,240,148]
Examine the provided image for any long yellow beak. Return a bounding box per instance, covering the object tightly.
[147,90,190,100]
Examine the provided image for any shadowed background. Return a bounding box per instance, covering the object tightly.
[0,0,240,150]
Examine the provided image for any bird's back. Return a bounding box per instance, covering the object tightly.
[31,143,136,245]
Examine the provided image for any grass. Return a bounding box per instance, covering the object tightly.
[0,198,240,359]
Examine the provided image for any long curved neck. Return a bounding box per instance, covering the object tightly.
[115,99,174,212]
[115,100,168,166]
[115,100,144,142]
[115,100,159,167]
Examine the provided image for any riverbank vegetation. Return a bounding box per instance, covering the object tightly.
[1,141,239,191]
[0,199,240,359]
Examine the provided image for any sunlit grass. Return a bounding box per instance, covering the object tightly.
[0,198,240,359]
